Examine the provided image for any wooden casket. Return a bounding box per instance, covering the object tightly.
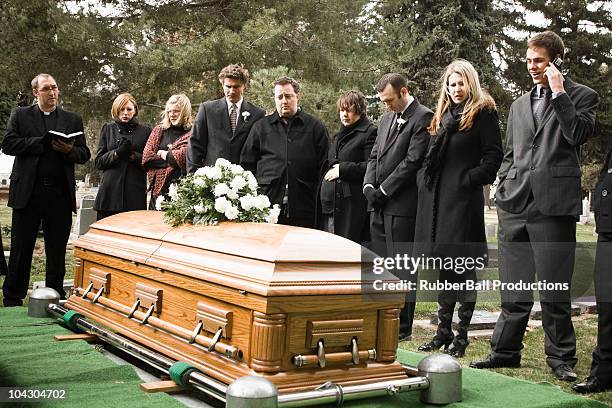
[67,211,408,393]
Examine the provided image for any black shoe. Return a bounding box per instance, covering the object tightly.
[470,354,521,369]
[445,341,468,358]
[398,332,412,342]
[553,364,577,382]
[3,298,23,307]
[572,376,611,394]
[418,336,453,352]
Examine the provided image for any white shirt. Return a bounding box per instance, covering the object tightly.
[226,98,243,115]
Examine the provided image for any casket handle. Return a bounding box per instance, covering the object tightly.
[207,328,223,352]
[351,337,359,365]
[141,305,155,325]
[128,299,140,319]
[81,282,94,299]
[92,286,105,303]
[317,339,326,368]
[189,321,203,344]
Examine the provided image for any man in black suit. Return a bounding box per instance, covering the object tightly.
[1,73,91,306]
[240,76,329,228]
[363,73,432,340]
[573,147,612,393]
[187,64,265,171]
[471,31,599,381]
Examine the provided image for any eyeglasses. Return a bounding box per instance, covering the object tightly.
[38,85,58,93]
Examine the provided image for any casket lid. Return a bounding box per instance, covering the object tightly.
[76,211,401,297]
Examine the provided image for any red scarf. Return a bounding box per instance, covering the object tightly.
[142,125,191,196]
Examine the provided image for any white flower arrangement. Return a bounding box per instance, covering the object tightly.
[241,111,251,121]
[160,158,280,226]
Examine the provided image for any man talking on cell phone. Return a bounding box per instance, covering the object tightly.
[470,31,599,382]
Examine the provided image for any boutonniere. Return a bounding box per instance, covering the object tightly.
[397,118,406,127]
[242,111,251,121]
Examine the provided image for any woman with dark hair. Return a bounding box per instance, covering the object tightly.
[142,94,192,209]
[319,90,376,242]
[94,93,151,220]
[415,59,502,357]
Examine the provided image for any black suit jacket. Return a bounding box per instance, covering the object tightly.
[496,79,599,216]
[595,150,612,233]
[2,105,91,212]
[363,98,432,216]
[187,98,265,172]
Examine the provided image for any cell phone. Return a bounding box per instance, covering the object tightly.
[552,57,564,70]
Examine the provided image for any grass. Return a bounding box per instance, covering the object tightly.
[0,200,608,405]
[401,313,612,406]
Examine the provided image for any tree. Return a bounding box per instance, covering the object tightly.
[502,0,612,193]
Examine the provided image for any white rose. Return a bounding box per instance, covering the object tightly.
[155,195,165,210]
[224,204,239,220]
[254,194,270,210]
[194,167,208,176]
[168,183,179,201]
[215,158,232,168]
[227,188,239,200]
[214,196,229,213]
[194,203,205,214]
[266,205,281,224]
[246,172,258,191]
[193,177,206,187]
[209,166,222,180]
[230,176,247,190]
[214,183,230,197]
[239,194,255,210]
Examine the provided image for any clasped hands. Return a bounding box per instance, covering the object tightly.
[364,185,387,209]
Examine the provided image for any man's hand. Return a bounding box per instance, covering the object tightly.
[364,186,387,209]
[544,62,564,93]
[51,139,73,154]
[324,164,339,181]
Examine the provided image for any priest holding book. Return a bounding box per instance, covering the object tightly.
[1,73,91,306]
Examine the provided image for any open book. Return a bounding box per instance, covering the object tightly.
[47,130,84,141]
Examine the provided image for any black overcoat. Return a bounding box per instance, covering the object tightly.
[93,121,151,212]
[414,108,503,258]
[319,118,376,242]
[240,110,329,224]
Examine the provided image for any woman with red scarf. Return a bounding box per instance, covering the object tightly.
[142,94,192,209]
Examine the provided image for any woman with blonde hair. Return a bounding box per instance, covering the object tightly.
[142,94,192,209]
[415,59,503,357]
[94,93,151,220]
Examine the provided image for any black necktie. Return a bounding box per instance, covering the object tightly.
[383,113,402,151]
[533,87,551,129]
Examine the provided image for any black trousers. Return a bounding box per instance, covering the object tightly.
[590,232,612,383]
[2,182,72,305]
[492,200,577,369]
[370,210,417,336]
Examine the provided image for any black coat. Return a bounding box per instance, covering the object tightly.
[93,121,151,212]
[595,150,612,233]
[319,118,376,242]
[414,108,503,258]
[240,109,329,224]
[2,105,91,212]
[363,98,433,216]
[187,98,265,171]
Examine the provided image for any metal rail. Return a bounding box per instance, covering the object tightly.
[48,304,431,407]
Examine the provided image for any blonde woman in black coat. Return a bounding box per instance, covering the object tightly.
[319,91,376,242]
[415,59,502,357]
[94,93,151,220]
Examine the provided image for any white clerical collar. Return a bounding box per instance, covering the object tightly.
[226,98,243,113]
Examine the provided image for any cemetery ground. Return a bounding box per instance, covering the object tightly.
[0,200,609,405]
